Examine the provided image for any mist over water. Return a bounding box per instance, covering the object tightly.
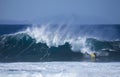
[16,24,120,56]
[23,23,120,41]
[0,23,120,62]
[1,0,120,76]
[21,24,120,51]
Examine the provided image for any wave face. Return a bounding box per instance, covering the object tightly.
[0,24,120,62]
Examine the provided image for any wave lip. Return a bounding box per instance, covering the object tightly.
[0,24,120,62]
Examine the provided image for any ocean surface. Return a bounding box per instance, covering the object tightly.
[0,62,120,77]
[0,24,120,77]
[0,24,120,62]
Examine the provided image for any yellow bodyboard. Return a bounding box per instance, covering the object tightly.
[90,53,96,58]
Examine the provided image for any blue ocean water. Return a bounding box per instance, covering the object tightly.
[0,24,29,35]
[0,24,120,62]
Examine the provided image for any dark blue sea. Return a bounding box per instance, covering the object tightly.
[0,24,120,62]
[0,24,120,77]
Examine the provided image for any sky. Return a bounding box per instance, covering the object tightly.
[0,0,120,24]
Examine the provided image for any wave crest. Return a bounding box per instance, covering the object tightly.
[0,24,120,62]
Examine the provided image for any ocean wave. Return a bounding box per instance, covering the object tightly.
[0,24,120,62]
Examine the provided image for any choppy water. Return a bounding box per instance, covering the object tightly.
[0,62,120,77]
[0,24,120,62]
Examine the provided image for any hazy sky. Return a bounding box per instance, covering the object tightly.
[0,0,120,24]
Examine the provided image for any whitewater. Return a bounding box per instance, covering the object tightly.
[0,24,120,62]
[0,62,120,77]
[0,24,120,77]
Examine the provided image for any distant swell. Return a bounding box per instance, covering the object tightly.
[0,24,120,62]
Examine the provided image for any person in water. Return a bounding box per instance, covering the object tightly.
[90,53,96,61]
[85,52,96,58]
[90,53,96,58]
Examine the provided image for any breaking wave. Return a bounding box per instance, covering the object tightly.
[0,24,120,62]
